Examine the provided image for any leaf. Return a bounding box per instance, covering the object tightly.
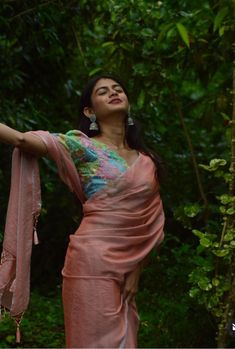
[88,67,103,76]
[218,194,233,204]
[192,229,204,239]
[213,7,228,32]
[224,232,234,241]
[120,43,132,51]
[212,249,229,257]
[157,23,173,42]
[137,90,145,109]
[220,112,230,120]
[219,206,226,214]
[200,238,211,248]
[230,241,235,248]
[226,207,235,215]
[198,277,212,291]
[176,22,190,48]
[102,41,115,48]
[189,288,200,298]
[219,26,225,37]
[212,278,220,287]
[199,158,227,171]
[184,204,201,217]
[209,158,226,168]
[141,28,155,37]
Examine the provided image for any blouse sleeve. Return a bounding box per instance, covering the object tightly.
[54,130,97,166]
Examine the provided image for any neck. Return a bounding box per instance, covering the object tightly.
[97,118,128,149]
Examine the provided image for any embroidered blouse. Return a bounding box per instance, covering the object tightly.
[55,130,138,200]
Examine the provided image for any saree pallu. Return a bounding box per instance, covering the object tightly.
[0,131,85,320]
[62,153,164,348]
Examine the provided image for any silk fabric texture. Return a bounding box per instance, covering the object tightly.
[0,131,165,348]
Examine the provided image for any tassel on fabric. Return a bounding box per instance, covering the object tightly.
[33,214,39,245]
[13,313,23,344]
[16,323,21,343]
[33,229,39,245]
[0,251,6,265]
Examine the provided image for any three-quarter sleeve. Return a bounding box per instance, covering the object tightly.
[54,130,97,166]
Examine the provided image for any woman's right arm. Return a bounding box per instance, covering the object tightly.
[0,123,47,157]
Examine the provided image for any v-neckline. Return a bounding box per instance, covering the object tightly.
[89,137,141,168]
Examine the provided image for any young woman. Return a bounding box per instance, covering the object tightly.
[0,74,165,348]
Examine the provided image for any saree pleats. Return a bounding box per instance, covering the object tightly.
[63,277,139,348]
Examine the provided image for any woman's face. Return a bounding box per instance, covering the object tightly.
[88,78,129,119]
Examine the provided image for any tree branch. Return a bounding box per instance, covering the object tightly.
[9,1,56,21]
[71,21,88,69]
[168,83,209,211]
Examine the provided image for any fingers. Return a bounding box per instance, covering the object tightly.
[123,289,137,303]
[122,268,140,303]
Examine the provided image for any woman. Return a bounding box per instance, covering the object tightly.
[0,74,165,348]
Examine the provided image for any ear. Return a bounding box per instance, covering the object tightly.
[83,107,95,118]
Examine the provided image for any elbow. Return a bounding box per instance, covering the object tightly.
[14,133,25,148]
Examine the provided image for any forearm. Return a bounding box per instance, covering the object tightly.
[0,123,47,156]
[0,122,23,146]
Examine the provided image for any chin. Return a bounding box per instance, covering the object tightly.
[109,105,128,113]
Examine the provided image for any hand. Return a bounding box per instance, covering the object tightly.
[122,266,141,303]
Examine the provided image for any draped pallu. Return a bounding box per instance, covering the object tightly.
[0,131,164,348]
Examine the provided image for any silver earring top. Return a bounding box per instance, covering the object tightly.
[89,114,99,131]
[90,115,96,123]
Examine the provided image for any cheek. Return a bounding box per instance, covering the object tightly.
[124,96,129,106]
[93,98,106,112]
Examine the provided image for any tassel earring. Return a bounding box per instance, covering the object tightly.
[89,114,99,131]
[127,107,134,126]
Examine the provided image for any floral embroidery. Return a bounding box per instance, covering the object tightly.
[55,130,129,199]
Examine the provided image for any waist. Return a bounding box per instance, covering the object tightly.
[76,201,164,236]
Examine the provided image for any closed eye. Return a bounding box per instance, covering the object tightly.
[114,87,123,93]
[95,84,124,95]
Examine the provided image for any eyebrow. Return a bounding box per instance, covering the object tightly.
[94,84,122,94]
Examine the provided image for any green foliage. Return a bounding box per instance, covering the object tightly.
[187,156,235,344]
[0,290,64,348]
[176,22,190,48]
[0,0,234,347]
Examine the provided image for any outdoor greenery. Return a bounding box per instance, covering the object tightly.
[0,0,234,347]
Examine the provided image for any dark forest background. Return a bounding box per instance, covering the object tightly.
[0,0,234,347]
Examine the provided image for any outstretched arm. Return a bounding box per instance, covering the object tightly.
[0,123,47,157]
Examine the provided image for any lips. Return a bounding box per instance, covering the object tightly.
[109,98,122,104]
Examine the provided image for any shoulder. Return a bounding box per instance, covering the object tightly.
[55,130,90,145]
[59,129,88,139]
[54,130,95,157]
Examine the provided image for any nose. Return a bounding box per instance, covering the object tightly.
[109,89,118,97]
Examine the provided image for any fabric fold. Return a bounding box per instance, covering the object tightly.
[0,148,41,316]
[0,131,85,317]
[61,151,164,348]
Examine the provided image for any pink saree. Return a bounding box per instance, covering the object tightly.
[0,131,164,348]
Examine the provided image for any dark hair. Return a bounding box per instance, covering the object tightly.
[78,74,164,183]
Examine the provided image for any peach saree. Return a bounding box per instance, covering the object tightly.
[0,131,164,348]
[62,152,165,348]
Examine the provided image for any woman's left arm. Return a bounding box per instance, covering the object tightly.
[123,255,149,303]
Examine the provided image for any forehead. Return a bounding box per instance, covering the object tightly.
[93,78,121,90]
